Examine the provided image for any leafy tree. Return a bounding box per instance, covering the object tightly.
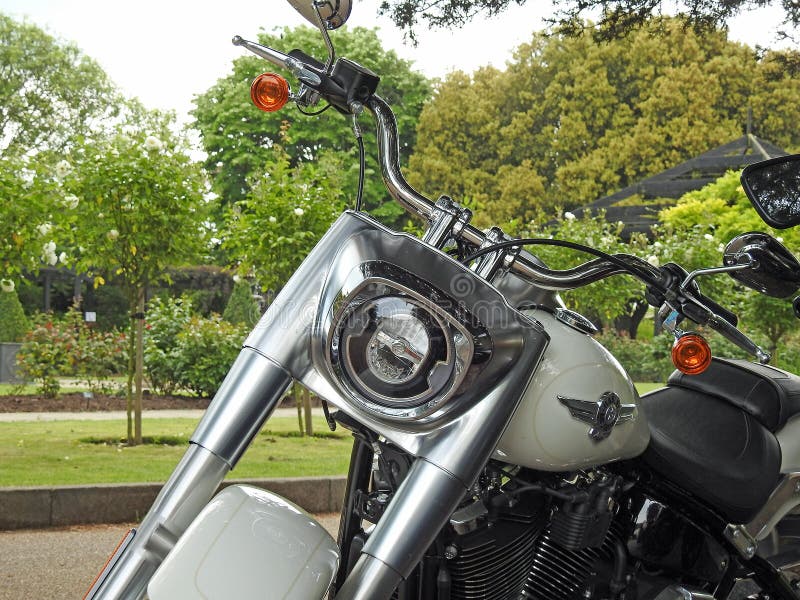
[407,19,800,224]
[0,14,118,159]
[55,110,210,445]
[223,140,347,293]
[193,25,430,224]
[378,0,799,43]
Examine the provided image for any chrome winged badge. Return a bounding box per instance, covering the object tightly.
[558,392,636,441]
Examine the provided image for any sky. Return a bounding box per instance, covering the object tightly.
[1,0,791,127]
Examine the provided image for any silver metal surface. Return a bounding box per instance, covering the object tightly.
[653,585,715,600]
[190,348,292,465]
[421,196,471,248]
[558,392,636,442]
[335,554,403,600]
[88,444,231,599]
[361,459,467,572]
[244,210,549,485]
[287,0,352,29]
[231,36,291,70]
[554,307,598,334]
[724,524,758,559]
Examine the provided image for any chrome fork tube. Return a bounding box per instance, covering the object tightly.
[88,349,292,599]
[336,458,468,600]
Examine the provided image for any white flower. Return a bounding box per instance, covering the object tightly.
[717,243,725,253]
[37,223,52,236]
[647,255,660,267]
[268,216,277,223]
[41,241,58,266]
[63,195,79,209]
[703,233,714,241]
[58,252,68,264]
[564,211,576,221]
[0,279,14,293]
[54,160,72,179]
[232,274,241,284]
[653,241,663,248]
[107,229,119,241]
[43,241,56,254]
[777,236,784,243]
[293,207,304,216]
[144,136,163,152]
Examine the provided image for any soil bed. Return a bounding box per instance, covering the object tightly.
[0,393,210,413]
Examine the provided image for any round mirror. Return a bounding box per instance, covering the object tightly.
[287,0,352,30]
[723,232,800,298]
[740,154,800,229]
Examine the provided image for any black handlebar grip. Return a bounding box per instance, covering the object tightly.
[695,291,738,327]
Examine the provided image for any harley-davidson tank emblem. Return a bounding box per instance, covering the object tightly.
[557,391,636,441]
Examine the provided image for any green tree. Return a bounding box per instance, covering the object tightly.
[0,14,118,159]
[55,110,210,445]
[379,0,799,43]
[408,19,800,224]
[193,25,430,224]
[223,141,347,293]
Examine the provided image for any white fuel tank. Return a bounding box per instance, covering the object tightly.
[495,308,650,471]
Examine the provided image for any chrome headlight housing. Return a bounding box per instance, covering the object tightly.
[328,263,488,421]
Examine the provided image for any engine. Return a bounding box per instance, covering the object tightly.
[344,435,630,600]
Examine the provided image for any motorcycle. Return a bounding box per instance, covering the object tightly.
[85,1,800,598]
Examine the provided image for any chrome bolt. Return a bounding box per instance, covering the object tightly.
[444,545,458,560]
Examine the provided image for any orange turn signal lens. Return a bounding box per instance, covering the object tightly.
[250,73,290,112]
[671,333,712,375]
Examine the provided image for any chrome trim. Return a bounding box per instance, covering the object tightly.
[554,307,598,335]
[327,274,476,420]
[653,585,715,600]
[558,391,636,441]
[190,349,292,465]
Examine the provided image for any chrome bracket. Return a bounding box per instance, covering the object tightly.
[724,524,758,559]
[422,195,472,249]
[725,472,800,559]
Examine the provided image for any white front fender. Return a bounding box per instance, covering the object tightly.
[148,485,340,600]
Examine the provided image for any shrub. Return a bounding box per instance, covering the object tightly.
[223,280,261,327]
[0,289,29,343]
[595,330,675,383]
[16,307,127,397]
[172,315,247,398]
[143,296,193,395]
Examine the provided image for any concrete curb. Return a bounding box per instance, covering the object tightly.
[0,476,347,531]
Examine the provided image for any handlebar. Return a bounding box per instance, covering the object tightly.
[235,35,772,362]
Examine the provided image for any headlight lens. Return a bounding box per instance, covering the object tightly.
[339,296,451,407]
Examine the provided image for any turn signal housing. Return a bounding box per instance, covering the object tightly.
[250,73,290,112]
[671,333,712,375]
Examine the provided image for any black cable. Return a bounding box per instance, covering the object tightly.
[461,238,663,289]
[297,103,331,116]
[355,134,366,212]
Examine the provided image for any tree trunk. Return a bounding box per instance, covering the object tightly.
[126,295,135,444]
[303,387,313,437]
[134,288,145,445]
[294,384,304,436]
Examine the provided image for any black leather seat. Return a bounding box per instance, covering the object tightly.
[667,358,800,432]
[640,358,793,523]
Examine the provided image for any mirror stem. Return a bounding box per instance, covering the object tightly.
[680,260,754,293]
[312,1,336,72]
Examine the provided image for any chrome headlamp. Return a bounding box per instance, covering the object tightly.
[328,263,486,421]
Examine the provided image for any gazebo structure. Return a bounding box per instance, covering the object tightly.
[573,133,787,237]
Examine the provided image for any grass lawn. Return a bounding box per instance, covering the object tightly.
[0,416,352,487]
[635,382,663,395]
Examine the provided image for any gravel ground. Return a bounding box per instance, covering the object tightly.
[0,514,340,599]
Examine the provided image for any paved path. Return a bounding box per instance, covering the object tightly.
[0,514,340,599]
[0,407,318,422]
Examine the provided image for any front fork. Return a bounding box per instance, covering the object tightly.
[86,348,293,600]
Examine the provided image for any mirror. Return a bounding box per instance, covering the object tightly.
[287,0,352,30]
[741,154,800,229]
[724,232,800,298]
